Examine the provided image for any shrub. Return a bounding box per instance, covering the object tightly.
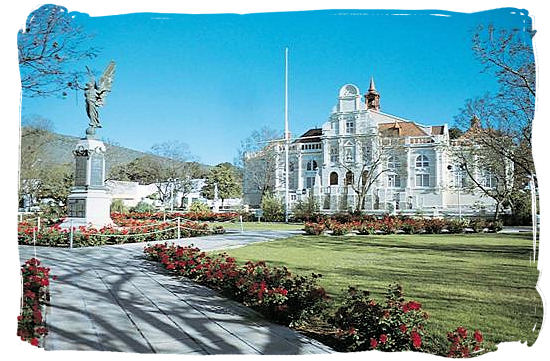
[261,194,285,222]
[401,218,423,234]
[356,222,377,235]
[212,225,226,234]
[485,220,503,233]
[446,219,466,234]
[39,203,65,224]
[190,201,211,214]
[110,199,128,214]
[131,201,156,213]
[424,219,446,234]
[304,222,325,235]
[292,195,320,222]
[468,218,486,233]
[446,327,485,358]
[18,258,52,347]
[379,216,401,234]
[329,222,352,236]
[330,284,428,352]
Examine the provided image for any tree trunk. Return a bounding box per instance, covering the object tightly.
[494,201,501,221]
[356,192,365,213]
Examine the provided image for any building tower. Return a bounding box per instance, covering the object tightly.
[365,77,381,111]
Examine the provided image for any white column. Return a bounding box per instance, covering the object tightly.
[322,139,329,166]
[406,147,411,189]
[297,153,303,190]
[435,149,441,188]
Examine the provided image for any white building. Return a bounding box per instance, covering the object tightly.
[245,80,498,217]
[108,179,242,211]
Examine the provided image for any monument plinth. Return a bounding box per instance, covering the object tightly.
[60,134,114,229]
[60,60,117,230]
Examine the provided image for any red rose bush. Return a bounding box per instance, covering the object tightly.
[331,284,428,352]
[144,243,328,325]
[18,220,218,247]
[17,258,52,347]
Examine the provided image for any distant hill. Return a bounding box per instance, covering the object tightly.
[38,131,212,176]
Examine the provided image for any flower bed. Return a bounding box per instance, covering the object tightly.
[303,216,503,236]
[17,258,52,347]
[18,220,217,247]
[111,211,240,223]
[144,243,328,325]
[144,244,486,357]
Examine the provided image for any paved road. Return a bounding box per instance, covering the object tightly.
[18,230,332,354]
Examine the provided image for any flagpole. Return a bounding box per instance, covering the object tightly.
[284,47,290,223]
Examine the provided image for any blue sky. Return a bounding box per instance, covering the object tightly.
[20,7,532,165]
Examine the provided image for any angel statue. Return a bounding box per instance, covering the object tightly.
[84,61,116,134]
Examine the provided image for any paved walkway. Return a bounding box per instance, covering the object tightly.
[18,230,332,354]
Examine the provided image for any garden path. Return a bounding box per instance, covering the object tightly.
[18,230,332,354]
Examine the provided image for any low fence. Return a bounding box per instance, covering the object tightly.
[20,216,238,249]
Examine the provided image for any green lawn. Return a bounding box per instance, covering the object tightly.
[222,233,542,346]
[209,221,304,231]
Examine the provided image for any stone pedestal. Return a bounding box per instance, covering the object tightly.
[60,135,114,229]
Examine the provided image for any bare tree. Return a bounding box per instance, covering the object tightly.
[452,140,515,220]
[337,137,404,212]
[18,5,98,97]
[150,141,197,208]
[453,25,536,219]
[455,25,535,178]
[238,127,282,205]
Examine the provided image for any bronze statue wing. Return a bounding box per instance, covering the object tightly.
[98,60,116,94]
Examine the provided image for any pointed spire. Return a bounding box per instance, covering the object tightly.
[365,76,381,111]
[369,76,377,92]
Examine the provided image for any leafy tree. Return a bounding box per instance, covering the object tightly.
[19,116,54,207]
[18,5,98,97]
[37,163,74,207]
[130,201,156,213]
[202,163,242,207]
[110,199,128,213]
[189,201,210,213]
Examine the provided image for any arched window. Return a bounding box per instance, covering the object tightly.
[388,156,400,169]
[415,155,429,168]
[345,171,354,185]
[306,160,318,171]
[330,172,339,185]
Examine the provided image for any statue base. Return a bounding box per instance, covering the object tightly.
[59,135,113,230]
[59,188,114,230]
